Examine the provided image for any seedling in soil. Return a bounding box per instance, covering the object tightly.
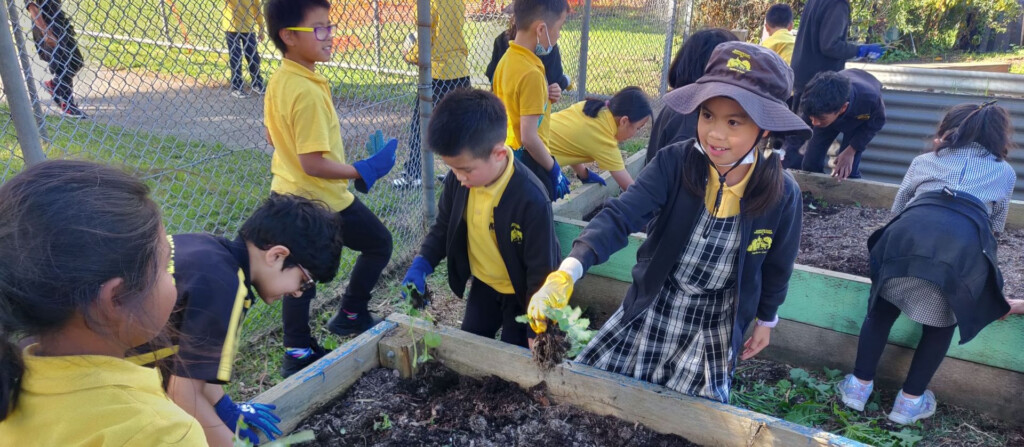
[397,284,442,370]
[373,412,393,431]
[517,305,595,368]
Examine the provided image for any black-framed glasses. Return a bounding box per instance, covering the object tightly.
[285,24,337,41]
[297,264,315,292]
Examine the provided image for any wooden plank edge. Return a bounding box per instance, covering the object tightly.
[792,170,1024,230]
[251,320,397,435]
[386,313,865,447]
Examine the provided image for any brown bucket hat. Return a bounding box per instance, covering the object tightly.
[663,42,811,139]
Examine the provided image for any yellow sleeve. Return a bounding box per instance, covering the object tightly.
[593,139,626,171]
[518,71,548,117]
[290,91,335,155]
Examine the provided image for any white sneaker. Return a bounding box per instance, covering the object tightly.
[391,176,422,189]
[230,89,249,98]
[888,390,937,425]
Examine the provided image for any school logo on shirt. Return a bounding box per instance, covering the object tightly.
[727,50,752,73]
[856,114,871,120]
[747,229,773,255]
[510,223,523,244]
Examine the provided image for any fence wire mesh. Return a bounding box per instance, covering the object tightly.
[0,0,691,351]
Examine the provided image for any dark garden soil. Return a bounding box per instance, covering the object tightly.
[295,362,698,447]
[798,192,1024,300]
[580,194,1024,301]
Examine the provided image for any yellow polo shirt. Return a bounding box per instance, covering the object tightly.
[404,0,470,80]
[760,29,795,65]
[0,345,207,446]
[704,157,757,218]
[492,42,551,151]
[549,101,626,171]
[265,59,354,212]
[467,148,516,294]
[223,0,263,33]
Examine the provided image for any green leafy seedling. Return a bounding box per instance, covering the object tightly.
[373,412,393,431]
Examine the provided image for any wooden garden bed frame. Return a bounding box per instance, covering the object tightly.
[253,314,865,446]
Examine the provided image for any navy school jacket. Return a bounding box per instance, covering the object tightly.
[418,159,561,307]
[813,69,885,154]
[791,0,859,92]
[569,140,803,355]
[868,189,1009,344]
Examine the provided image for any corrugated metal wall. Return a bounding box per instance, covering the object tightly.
[847,65,1024,199]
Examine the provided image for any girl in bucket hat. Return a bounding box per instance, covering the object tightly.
[525,42,810,402]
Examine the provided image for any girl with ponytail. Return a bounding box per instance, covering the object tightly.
[837,102,1017,425]
[548,86,652,191]
[0,161,205,445]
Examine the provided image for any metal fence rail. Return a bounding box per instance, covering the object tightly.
[848,64,1024,199]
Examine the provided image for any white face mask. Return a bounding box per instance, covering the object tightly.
[694,141,782,168]
[535,25,554,56]
[694,141,756,168]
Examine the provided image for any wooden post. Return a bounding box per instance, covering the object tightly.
[378,329,425,379]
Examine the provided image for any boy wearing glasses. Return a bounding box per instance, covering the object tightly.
[130,194,345,446]
[264,0,399,378]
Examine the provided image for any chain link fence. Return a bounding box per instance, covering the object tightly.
[0,0,698,346]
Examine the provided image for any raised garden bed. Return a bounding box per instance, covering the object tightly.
[295,362,696,446]
[798,192,1024,300]
[252,314,864,446]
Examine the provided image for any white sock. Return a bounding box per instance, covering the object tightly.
[901,393,922,404]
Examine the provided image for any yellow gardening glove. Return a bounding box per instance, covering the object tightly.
[527,270,574,333]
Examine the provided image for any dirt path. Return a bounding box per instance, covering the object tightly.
[9,61,408,156]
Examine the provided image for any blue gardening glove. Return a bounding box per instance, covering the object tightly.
[857,44,885,61]
[579,168,607,186]
[353,130,398,193]
[549,158,571,200]
[401,256,433,296]
[214,394,282,444]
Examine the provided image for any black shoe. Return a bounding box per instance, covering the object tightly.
[280,339,331,378]
[327,310,382,337]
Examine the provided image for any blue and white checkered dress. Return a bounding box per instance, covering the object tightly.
[576,209,740,403]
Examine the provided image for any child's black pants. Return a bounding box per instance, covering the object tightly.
[461,278,530,348]
[282,197,393,347]
[853,297,956,396]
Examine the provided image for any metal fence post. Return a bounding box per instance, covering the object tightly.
[373,0,383,72]
[158,0,171,41]
[0,0,45,165]
[659,0,678,96]
[6,0,46,139]
[417,0,436,225]
[575,0,592,102]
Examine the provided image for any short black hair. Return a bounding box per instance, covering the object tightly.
[265,0,331,54]
[765,4,793,29]
[514,0,569,31]
[800,71,851,117]
[428,88,507,159]
[238,193,343,283]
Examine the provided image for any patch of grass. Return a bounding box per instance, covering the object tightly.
[732,360,1024,446]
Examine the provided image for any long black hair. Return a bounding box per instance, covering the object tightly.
[934,101,1013,160]
[582,86,652,124]
[668,28,739,89]
[0,160,165,420]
